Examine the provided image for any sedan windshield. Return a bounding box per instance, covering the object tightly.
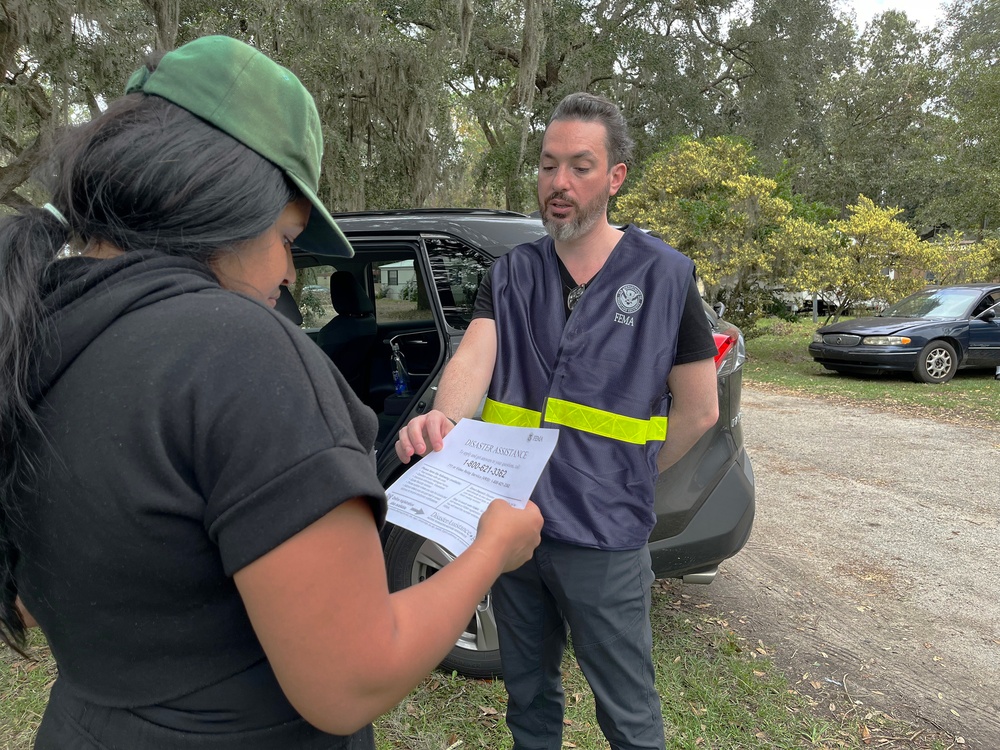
[882,288,980,318]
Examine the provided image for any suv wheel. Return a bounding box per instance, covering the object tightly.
[383,526,503,677]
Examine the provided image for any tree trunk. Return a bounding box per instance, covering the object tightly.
[143,0,180,49]
[0,131,52,209]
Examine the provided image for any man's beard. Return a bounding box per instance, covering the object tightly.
[540,185,610,242]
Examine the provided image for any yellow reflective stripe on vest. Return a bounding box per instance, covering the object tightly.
[545,398,667,444]
[483,397,666,444]
[482,398,541,428]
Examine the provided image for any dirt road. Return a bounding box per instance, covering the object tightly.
[684,386,1000,747]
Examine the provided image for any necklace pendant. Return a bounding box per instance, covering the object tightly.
[567,283,587,311]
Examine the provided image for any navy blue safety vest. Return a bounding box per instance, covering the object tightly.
[484,225,694,549]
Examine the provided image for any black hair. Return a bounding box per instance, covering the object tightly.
[549,92,635,168]
[0,67,297,650]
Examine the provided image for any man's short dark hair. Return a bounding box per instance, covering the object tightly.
[549,92,635,168]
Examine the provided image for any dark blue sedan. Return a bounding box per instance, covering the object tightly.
[808,283,1000,383]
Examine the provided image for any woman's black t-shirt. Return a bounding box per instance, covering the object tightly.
[18,254,387,749]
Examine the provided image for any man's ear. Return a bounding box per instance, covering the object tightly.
[609,163,627,196]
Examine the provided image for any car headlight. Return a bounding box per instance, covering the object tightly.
[812,333,824,343]
[862,336,912,345]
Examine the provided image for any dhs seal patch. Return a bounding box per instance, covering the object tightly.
[616,284,644,314]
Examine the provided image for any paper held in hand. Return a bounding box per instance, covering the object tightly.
[385,419,559,557]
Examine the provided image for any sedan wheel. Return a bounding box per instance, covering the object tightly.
[383,527,503,678]
[913,339,958,384]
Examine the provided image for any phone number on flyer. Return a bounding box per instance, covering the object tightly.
[463,459,508,479]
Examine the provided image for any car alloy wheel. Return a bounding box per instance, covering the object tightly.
[383,526,503,677]
[914,339,958,384]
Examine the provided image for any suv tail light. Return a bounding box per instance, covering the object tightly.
[713,331,746,377]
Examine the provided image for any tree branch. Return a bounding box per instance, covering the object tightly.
[700,59,754,94]
[20,77,53,123]
[84,88,102,119]
[139,0,180,49]
[483,39,521,67]
[1,190,33,212]
[0,131,53,207]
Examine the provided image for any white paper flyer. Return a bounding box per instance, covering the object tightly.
[385,419,558,556]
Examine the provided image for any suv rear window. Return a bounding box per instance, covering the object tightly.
[425,237,493,330]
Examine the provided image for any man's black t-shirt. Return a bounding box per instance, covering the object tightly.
[473,254,718,365]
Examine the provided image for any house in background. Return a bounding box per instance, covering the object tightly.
[376,260,416,299]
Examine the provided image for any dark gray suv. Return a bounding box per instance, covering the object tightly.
[290,209,755,678]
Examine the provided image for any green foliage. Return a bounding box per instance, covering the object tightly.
[988,235,1000,280]
[399,278,419,302]
[784,196,931,319]
[0,0,157,207]
[923,234,998,285]
[473,137,536,212]
[725,0,853,176]
[297,289,327,328]
[773,165,840,224]
[615,138,963,328]
[613,135,794,331]
[4,0,1000,239]
[787,11,945,222]
[0,0,462,211]
[921,0,1000,233]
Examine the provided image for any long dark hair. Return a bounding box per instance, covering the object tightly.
[0,62,298,650]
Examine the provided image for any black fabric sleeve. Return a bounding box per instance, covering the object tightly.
[183,296,388,576]
[674,275,719,365]
[471,264,496,321]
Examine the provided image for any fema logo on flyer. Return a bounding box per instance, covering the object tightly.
[616,284,644,314]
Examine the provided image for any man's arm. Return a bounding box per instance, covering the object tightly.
[656,357,719,473]
[395,317,497,462]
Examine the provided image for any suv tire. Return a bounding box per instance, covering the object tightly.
[384,526,503,677]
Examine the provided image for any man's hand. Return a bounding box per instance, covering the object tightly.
[395,410,456,463]
[395,318,498,463]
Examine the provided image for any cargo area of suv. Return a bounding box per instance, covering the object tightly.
[289,209,754,677]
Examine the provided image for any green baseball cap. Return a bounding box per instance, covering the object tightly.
[125,35,352,257]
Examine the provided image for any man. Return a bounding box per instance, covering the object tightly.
[396,92,719,750]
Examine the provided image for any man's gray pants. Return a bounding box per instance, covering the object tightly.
[492,537,664,750]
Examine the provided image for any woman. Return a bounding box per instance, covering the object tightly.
[0,35,542,749]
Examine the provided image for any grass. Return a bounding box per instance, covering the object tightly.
[1,631,55,750]
[3,587,954,749]
[745,316,1000,426]
[2,317,973,749]
[374,584,952,749]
